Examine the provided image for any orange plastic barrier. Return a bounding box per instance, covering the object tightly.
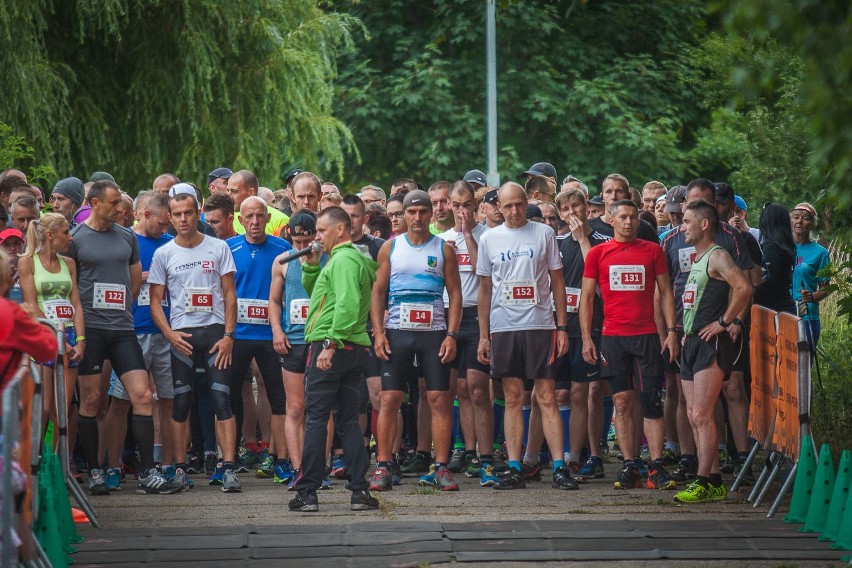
[749,305,777,447]
[774,313,802,461]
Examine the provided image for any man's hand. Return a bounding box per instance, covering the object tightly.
[567,214,586,241]
[477,337,490,366]
[305,242,322,266]
[728,321,742,342]
[373,331,391,361]
[662,331,679,363]
[582,336,597,365]
[555,330,569,359]
[210,336,233,369]
[166,330,194,357]
[698,321,726,343]
[316,347,334,371]
[272,329,291,355]
[458,207,475,235]
[68,341,85,362]
[439,336,457,364]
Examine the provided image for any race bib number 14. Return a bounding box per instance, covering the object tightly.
[400,303,434,330]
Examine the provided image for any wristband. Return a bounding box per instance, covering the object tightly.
[556,325,569,333]
[718,316,731,328]
[446,331,458,339]
[732,318,743,327]
[223,331,235,339]
[667,328,677,334]
[75,336,86,342]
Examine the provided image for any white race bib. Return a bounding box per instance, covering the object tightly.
[683,283,697,310]
[565,287,581,313]
[93,283,127,310]
[501,281,537,305]
[137,283,151,307]
[399,302,434,330]
[289,298,311,325]
[43,299,74,324]
[456,252,473,272]
[184,287,214,313]
[609,265,645,291]
[238,298,269,325]
[679,247,697,273]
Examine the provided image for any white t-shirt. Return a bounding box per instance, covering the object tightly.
[439,224,487,308]
[148,235,236,330]
[476,221,561,332]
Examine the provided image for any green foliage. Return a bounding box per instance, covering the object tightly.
[0,0,358,191]
[331,0,709,191]
[0,121,56,186]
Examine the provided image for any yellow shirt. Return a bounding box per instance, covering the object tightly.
[233,205,289,236]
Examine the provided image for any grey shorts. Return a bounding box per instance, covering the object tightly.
[109,334,174,400]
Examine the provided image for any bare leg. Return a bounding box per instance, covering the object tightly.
[613,391,636,461]
[502,378,525,463]
[283,370,305,468]
[683,364,724,477]
[377,391,404,462]
[467,369,494,454]
[427,390,453,463]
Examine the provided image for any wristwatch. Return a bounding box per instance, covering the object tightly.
[223,331,235,339]
[556,325,569,333]
[718,316,731,329]
[447,331,459,339]
[732,318,743,328]
[322,339,336,350]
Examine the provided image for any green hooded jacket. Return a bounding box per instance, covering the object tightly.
[302,241,378,347]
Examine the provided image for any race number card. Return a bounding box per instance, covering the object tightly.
[399,303,434,330]
[289,298,311,325]
[565,287,581,313]
[679,247,697,273]
[184,287,214,313]
[93,283,127,310]
[43,299,74,324]
[238,298,269,325]
[609,265,645,291]
[456,252,473,272]
[501,281,537,305]
[682,282,697,310]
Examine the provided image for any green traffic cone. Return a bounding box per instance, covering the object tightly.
[784,434,818,524]
[819,450,852,542]
[800,444,836,533]
[831,469,852,553]
[48,453,83,551]
[43,420,55,451]
[33,459,69,567]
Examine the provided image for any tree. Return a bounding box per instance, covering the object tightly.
[0,0,357,191]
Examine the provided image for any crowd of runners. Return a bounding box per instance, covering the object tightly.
[0,162,832,513]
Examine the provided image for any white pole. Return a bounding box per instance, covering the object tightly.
[486,0,499,187]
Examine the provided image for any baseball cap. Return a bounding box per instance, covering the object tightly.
[288,210,318,236]
[403,190,432,210]
[169,183,199,203]
[791,202,817,219]
[206,167,233,186]
[714,182,734,204]
[588,195,604,206]
[463,169,487,187]
[525,204,544,220]
[521,162,557,180]
[284,168,304,186]
[665,185,687,213]
[483,189,498,205]
[0,227,24,244]
[734,195,748,212]
[89,171,115,183]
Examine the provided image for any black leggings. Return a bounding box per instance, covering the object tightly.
[171,325,232,422]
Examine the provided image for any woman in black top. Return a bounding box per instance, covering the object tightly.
[754,203,796,314]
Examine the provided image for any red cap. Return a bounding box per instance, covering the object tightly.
[791,202,817,219]
[0,227,24,244]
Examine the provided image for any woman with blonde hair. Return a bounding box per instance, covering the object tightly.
[17,212,86,424]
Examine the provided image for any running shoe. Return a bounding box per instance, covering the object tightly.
[493,468,526,490]
[672,455,698,483]
[389,461,403,486]
[273,459,295,484]
[579,456,605,480]
[646,462,677,490]
[708,482,728,502]
[607,423,617,441]
[718,448,729,470]
[720,454,736,474]
[661,448,679,466]
[491,453,508,473]
[185,453,203,474]
[521,462,542,482]
[733,460,756,486]
[173,467,193,491]
[137,468,183,495]
[88,469,109,496]
[256,455,275,479]
[567,461,586,484]
[289,491,319,512]
[464,454,481,478]
[674,481,711,503]
[161,464,176,481]
[479,464,499,487]
[287,470,300,491]
[330,454,348,479]
[434,466,459,491]
[350,490,379,511]
[370,466,393,492]
[538,449,552,467]
[552,466,580,490]
[239,446,259,467]
[418,465,437,487]
[401,452,431,475]
[320,470,333,490]
[208,462,225,486]
[222,468,241,493]
[204,453,219,478]
[600,441,610,456]
[633,458,649,477]
[613,464,643,490]
[447,449,466,473]
[105,467,122,491]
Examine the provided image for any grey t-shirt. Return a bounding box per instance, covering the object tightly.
[68,223,140,330]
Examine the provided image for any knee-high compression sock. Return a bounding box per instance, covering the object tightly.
[77,414,100,472]
[522,405,532,449]
[132,414,156,473]
[602,396,614,445]
[559,406,571,455]
[452,399,464,450]
[493,399,505,450]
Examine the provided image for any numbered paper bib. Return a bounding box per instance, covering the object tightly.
[679,247,697,273]
[137,283,169,308]
[93,283,127,310]
[682,283,697,310]
[400,302,434,330]
[184,287,214,313]
[565,287,581,313]
[609,265,645,291]
[456,252,473,272]
[238,298,269,325]
[289,298,311,325]
[43,299,74,323]
[501,281,537,305]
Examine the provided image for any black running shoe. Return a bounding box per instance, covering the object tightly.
[671,455,698,483]
[136,468,183,495]
[350,490,379,511]
[493,468,526,490]
[447,448,466,473]
[289,491,319,512]
[551,466,580,490]
[521,462,542,482]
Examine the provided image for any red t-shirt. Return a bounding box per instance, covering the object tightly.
[583,238,666,336]
[0,298,59,392]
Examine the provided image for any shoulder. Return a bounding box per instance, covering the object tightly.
[267,235,293,252]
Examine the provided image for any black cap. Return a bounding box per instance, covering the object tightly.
[463,169,487,187]
[207,167,233,186]
[665,185,687,213]
[285,168,304,185]
[714,182,734,204]
[526,204,544,220]
[521,162,557,180]
[483,189,498,204]
[403,189,432,210]
[588,195,604,206]
[288,210,318,236]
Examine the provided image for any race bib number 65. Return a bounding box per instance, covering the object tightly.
[609,265,645,291]
[184,287,214,313]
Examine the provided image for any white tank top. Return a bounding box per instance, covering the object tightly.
[386,235,446,330]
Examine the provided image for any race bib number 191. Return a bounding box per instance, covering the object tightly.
[93,283,126,310]
[609,265,645,291]
[238,298,269,325]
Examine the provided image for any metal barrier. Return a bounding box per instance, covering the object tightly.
[2,356,29,568]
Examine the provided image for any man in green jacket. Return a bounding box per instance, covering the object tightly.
[289,206,379,512]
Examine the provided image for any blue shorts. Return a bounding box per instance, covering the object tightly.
[42,326,79,369]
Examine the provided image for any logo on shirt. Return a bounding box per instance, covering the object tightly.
[427,256,437,268]
[174,259,216,275]
[499,246,534,262]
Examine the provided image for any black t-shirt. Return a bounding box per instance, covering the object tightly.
[589,216,659,245]
[557,232,607,337]
[352,234,385,261]
[754,241,796,314]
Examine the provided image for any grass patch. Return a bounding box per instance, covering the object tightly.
[377,495,397,520]
[413,487,440,496]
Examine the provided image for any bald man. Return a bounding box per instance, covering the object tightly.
[227,170,289,236]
